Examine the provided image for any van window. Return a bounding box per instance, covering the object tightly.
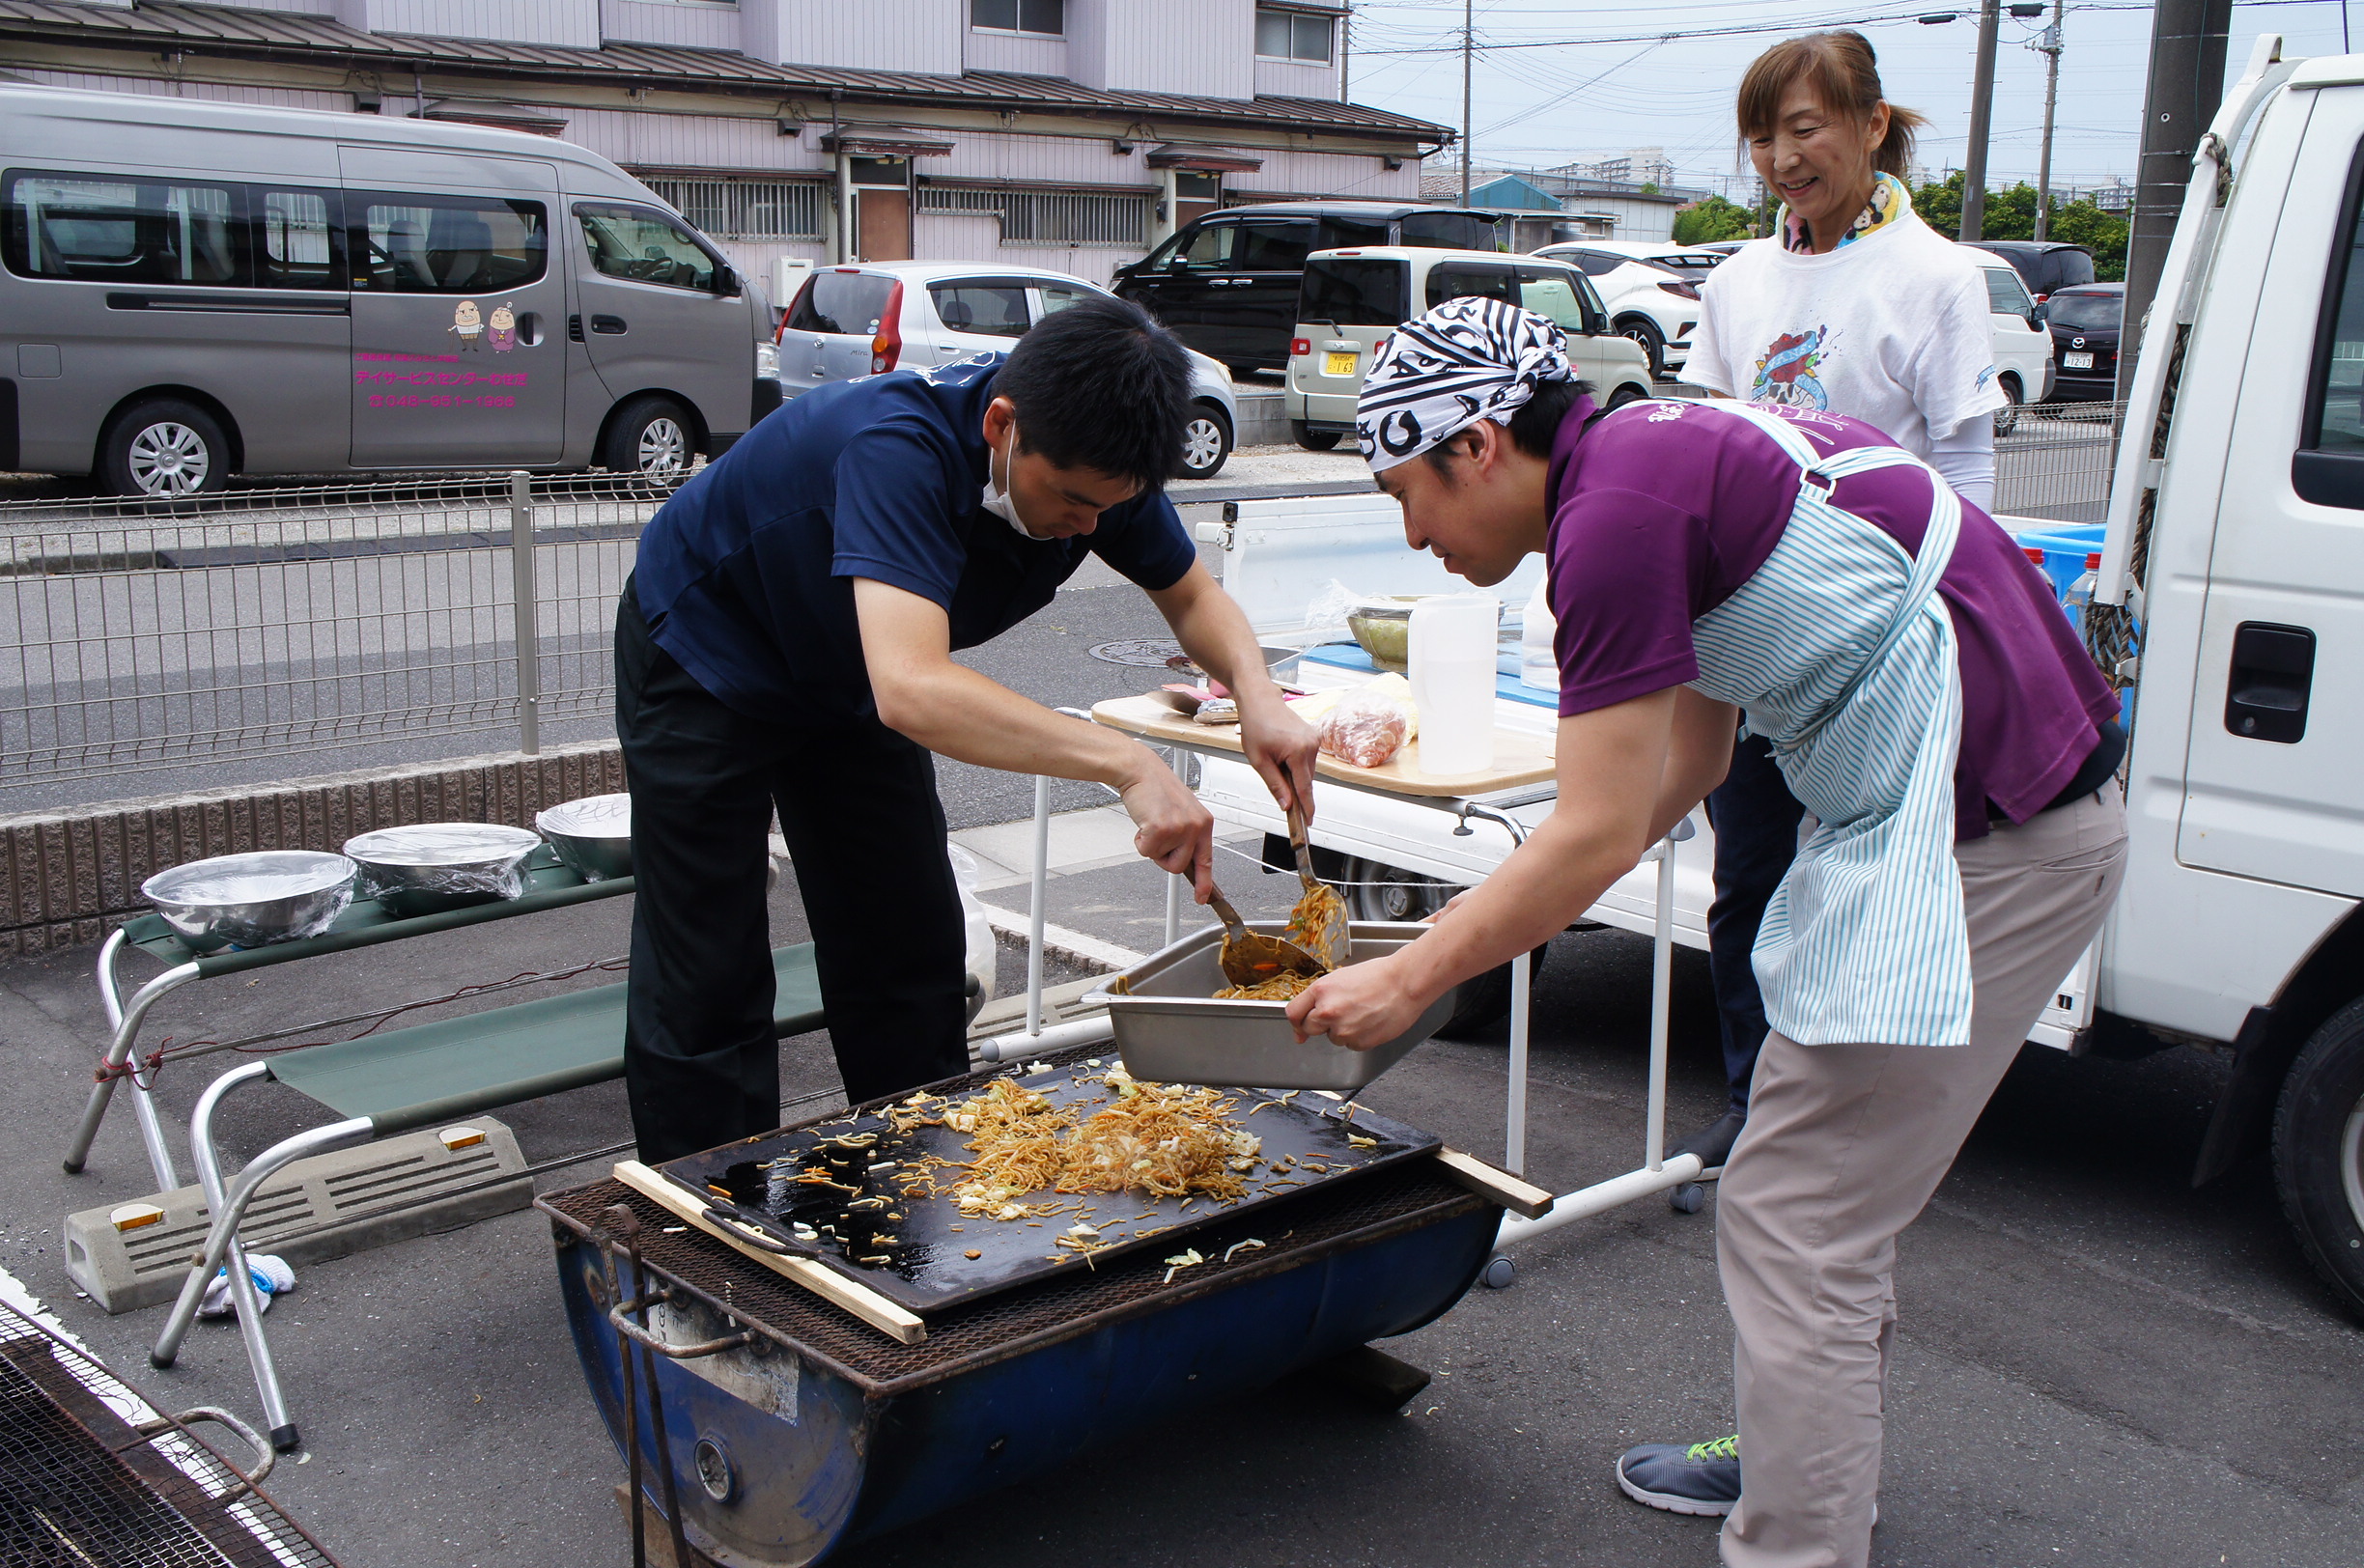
[256,188,343,291]
[1317,214,1390,250]
[1425,262,1519,310]
[1399,211,1499,251]
[1301,257,1407,325]
[1179,221,1240,269]
[1513,266,1593,333]
[2047,249,2097,291]
[788,269,898,336]
[2306,183,2364,458]
[353,194,545,293]
[4,171,244,285]
[576,205,718,292]
[1236,220,1315,272]
[1984,266,2035,316]
[931,280,1030,338]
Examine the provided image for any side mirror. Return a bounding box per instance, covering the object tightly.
[2027,307,2044,330]
[712,264,742,297]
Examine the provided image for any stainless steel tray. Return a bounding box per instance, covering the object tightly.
[1092,920,1458,1091]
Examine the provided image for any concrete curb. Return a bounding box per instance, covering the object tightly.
[0,742,624,957]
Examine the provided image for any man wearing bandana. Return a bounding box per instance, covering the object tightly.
[1304,294,2124,1568]
[615,295,1317,1163]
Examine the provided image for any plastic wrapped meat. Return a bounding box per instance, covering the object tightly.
[1317,686,1413,769]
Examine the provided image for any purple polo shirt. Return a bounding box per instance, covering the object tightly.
[1545,399,2120,839]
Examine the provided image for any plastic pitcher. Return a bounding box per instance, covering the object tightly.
[1410,594,1499,774]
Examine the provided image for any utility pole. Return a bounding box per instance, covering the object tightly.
[1459,0,1474,204]
[1339,3,1351,102]
[2118,0,2233,402]
[1959,0,2002,240]
[2033,0,2063,241]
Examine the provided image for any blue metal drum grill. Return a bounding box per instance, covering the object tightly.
[539,1077,1499,1566]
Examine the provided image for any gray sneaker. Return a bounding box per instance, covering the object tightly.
[1615,1434,1741,1517]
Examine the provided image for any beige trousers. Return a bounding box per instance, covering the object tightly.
[1716,783,2128,1568]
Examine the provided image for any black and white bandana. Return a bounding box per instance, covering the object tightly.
[1355,296,1577,472]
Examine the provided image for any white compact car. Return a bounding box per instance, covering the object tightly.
[1529,239,1717,378]
[1961,246,2058,434]
[772,261,1242,479]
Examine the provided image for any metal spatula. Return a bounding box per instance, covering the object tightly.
[1281,801,1350,969]
[1210,884,1328,990]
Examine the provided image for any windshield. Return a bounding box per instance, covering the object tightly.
[1301,257,1409,325]
[2046,291,2122,331]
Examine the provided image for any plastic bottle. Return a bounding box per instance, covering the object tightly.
[1520,577,1558,691]
[2067,551,2100,642]
[1409,594,1499,774]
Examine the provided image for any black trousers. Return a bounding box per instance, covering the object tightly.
[1702,732,1806,1116]
[614,578,971,1164]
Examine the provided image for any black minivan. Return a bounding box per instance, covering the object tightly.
[1112,202,1504,375]
[1962,239,2097,302]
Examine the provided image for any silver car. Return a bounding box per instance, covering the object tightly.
[773,261,1241,480]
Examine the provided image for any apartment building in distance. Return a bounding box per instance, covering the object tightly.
[0,0,1451,292]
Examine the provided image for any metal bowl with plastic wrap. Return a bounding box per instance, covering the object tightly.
[1092,920,1462,1091]
[535,793,632,882]
[140,851,357,951]
[341,823,544,916]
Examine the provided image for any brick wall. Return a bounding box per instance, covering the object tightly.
[0,742,625,957]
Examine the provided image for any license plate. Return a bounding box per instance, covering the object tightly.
[2063,351,2095,370]
[1324,350,1358,377]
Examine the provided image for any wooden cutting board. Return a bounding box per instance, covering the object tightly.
[1090,694,1557,798]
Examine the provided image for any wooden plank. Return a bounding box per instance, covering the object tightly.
[1089,694,1556,798]
[610,1161,926,1345]
[1434,1147,1557,1219]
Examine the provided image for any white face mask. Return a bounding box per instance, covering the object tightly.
[980,421,1043,540]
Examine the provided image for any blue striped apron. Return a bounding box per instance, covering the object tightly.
[1679,401,1972,1048]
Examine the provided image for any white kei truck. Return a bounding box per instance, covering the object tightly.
[1186,37,2364,1321]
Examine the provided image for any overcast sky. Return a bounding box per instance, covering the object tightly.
[1344,0,2358,194]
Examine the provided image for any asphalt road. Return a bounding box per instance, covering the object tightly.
[1,869,2355,1568]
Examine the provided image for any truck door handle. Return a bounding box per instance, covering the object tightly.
[590,315,628,335]
[2225,621,2315,743]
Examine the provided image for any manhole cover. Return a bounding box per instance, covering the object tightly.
[1087,638,1186,667]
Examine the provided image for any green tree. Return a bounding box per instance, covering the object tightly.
[1911,172,2127,280]
[1673,194,1759,245]
[2048,201,2129,281]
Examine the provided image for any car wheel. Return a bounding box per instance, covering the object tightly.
[1290,420,1343,453]
[1177,402,1233,481]
[2272,996,2364,1321]
[1618,317,1667,379]
[603,396,694,483]
[98,399,232,497]
[1339,856,1546,1039]
[1993,374,2025,437]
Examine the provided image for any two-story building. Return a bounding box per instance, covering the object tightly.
[0,0,1450,294]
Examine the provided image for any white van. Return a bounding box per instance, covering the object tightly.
[0,85,774,493]
[1283,246,1653,451]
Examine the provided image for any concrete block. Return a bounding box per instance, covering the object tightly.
[62,1118,533,1314]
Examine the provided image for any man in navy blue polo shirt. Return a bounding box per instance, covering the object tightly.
[616,295,1317,1162]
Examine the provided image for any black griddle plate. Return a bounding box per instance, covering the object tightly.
[657,1058,1438,1316]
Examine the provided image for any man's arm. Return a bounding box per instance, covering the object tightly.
[1288,685,1736,1049]
[853,577,1217,896]
[1146,561,1322,816]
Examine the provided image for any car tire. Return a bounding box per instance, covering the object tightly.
[602,395,695,483]
[1618,317,1667,380]
[98,399,232,497]
[1177,401,1233,481]
[1290,420,1343,453]
[2271,996,2364,1321]
[1993,374,2025,437]
[1338,856,1546,1039]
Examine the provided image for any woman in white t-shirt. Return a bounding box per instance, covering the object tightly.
[1619,31,2022,1562]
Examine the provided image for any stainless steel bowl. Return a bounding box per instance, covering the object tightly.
[341,823,544,915]
[141,851,357,951]
[536,794,632,882]
[1090,921,1460,1091]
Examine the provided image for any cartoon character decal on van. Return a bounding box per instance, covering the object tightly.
[450,299,484,351]
[488,301,517,352]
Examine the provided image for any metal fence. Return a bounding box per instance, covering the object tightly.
[1994,398,2124,527]
[0,473,665,793]
[643,178,826,241]
[917,185,1152,247]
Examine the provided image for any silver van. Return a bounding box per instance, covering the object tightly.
[0,85,774,493]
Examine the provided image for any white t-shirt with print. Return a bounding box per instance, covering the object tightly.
[1684,210,2005,462]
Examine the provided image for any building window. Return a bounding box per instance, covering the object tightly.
[1255,8,1334,63]
[973,0,1063,36]
[918,185,1147,247]
[641,180,823,242]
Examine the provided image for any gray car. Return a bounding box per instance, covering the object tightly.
[0,84,773,494]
